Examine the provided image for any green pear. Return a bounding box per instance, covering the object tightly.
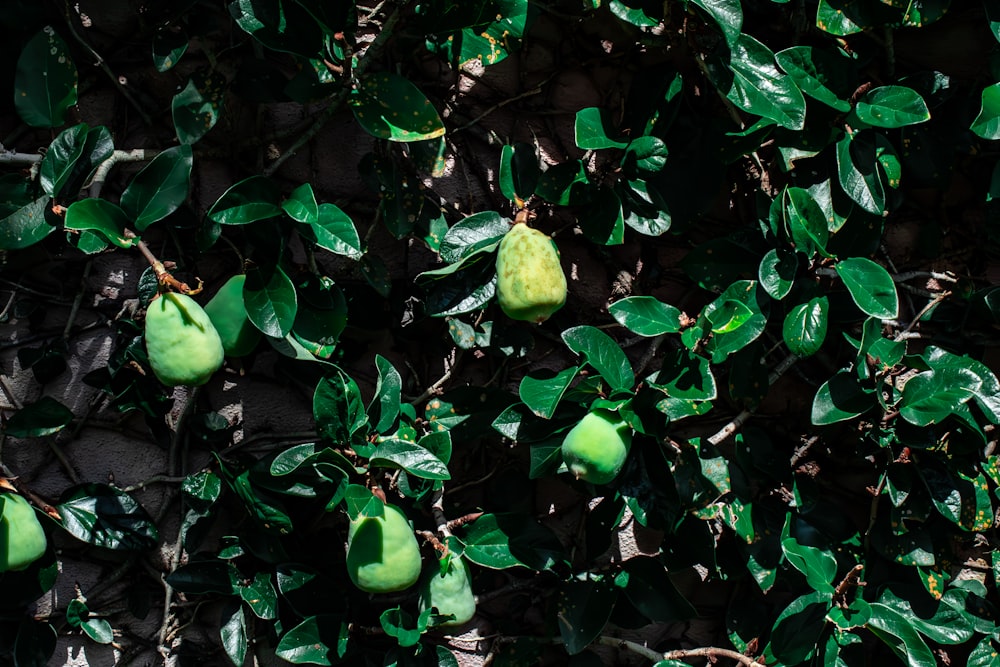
[419,555,476,626]
[0,493,47,572]
[561,409,632,485]
[204,275,262,357]
[346,504,422,593]
[145,292,225,387]
[495,222,567,323]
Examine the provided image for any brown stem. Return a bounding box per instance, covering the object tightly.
[124,230,203,295]
[662,646,762,666]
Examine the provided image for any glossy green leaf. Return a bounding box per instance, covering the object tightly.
[710,33,806,130]
[244,264,297,337]
[314,372,369,446]
[899,367,980,426]
[0,197,55,250]
[811,371,875,425]
[609,296,683,336]
[64,199,134,249]
[172,77,222,145]
[785,187,830,257]
[782,296,829,357]
[120,145,193,230]
[769,591,830,664]
[619,179,672,236]
[301,203,362,259]
[619,556,696,622]
[534,160,589,206]
[835,257,898,319]
[986,0,1000,43]
[380,607,432,648]
[780,515,837,594]
[207,176,283,224]
[282,182,319,224]
[439,211,509,263]
[57,483,159,551]
[66,600,114,644]
[695,281,768,363]
[648,348,717,401]
[370,355,402,434]
[775,46,852,112]
[579,185,624,245]
[239,571,278,619]
[519,366,579,419]
[499,143,540,203]
[369,437,451,480]
[351,72,445,142]
[417,250,498,317]
[836,131,886,215]
[758,247,797,300]
[690,0,742,45]
[562,325,635,393]
[575,107,627,150]
[458,513,563,570]
[969,635,1000,667]
[557,578,617,655]
[4,396,74,438]
[152,27,188,72]
[39,123,114,199]
[14,27,77,127]
[867,603,937,667]
[220,600,248,667]
[855,86,930,128]
[12,619,57,667]
[275,615,344,665]
[971,82,1000,140]
[922,346,1000,423]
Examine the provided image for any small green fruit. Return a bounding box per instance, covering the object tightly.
[204,275,262,357]
[496,223,567,323]
[346,504,422,593]
[419,556,476,627]
[145,292,225,387]
[0,494,47,572]
[561,409,632,485]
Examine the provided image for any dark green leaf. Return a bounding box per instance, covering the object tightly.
[64,199,134,249]
[855,86,931,128]
[835,257,898,319]
[769,591,830,664]
[780,516,837,594]
[775,46,853,112]
[557,578,617,655]
[534,160,589,206]
[301,203,362,259]
[370,355,402,434]
[609,296,683,336]
[380,607,432,648]
[39,124,113,199]
[120,145,193,230]
[690,0,742,45]
[12,618,56,667]
[439,211,509,264]
[220,600,248,667]
[811,371,875,425]
[314,372,369,445]
[283,182,319,224]
[867,602,937,667]
[369,437,451,480]
[971,82,1000,140]
[14,27,77,127]
[785,187,830,257]
[458,513,564,570]
[152,27,188,72]
[240,571,278,619]
[351,72,445,142]
[574,107,626,149]
[4,396,74,437]
[499,143,540,203]
[519,366,579,419]
[562,325,635,393]
[207,176,283,225]
[899,367,980,426]
[244,264,297,338]
[57,483,159,550]
[758,247,797,300]
[275,615,345,665]
[0,197,55,250]
[782,296,829,357]
[172,77,222,145]
[836,131,886,215]
[618,557,696,622]
[709,33,806,130]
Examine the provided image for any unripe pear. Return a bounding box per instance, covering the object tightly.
[0,493,47,572]
[346,504,422,593]
[561,409,632,485]
[144,292,225,387]
[418,556,476,627]
[496,222,567,323]
[204,275,262,357]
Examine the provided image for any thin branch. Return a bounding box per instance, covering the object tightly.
[707,354,799,446]
[662,646,761,666]
[0,146,42,165]
[88,149,161,199]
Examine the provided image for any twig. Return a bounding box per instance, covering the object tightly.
[707,354,799,446]
[451,84,547,134]
[661,646,761,666]
[409,349,461,405]
[88,149,161,199]
[0,145,42,165]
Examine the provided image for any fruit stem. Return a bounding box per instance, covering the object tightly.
[124,229,203,295]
